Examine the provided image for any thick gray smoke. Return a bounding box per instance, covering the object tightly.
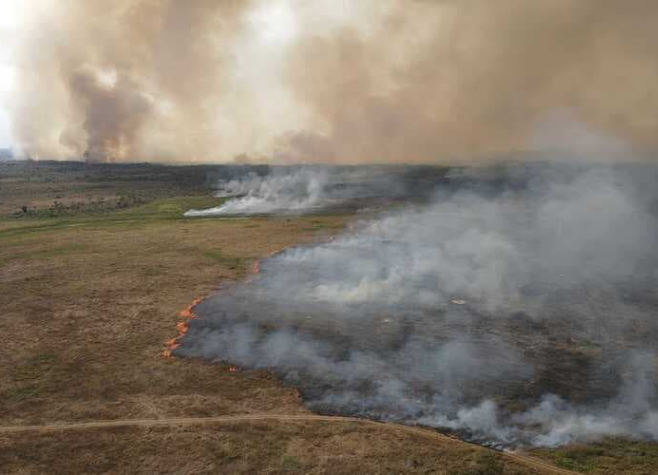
[177,159,658,447]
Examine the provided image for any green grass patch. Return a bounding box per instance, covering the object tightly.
[13,352,58,382]
[554,453,596,472]
[536,439,658,474]
[119,196,227,218]
[6,384,41,401]
[34,244,89,259]
[460,452,505,475]
[301,221,347,232]
[0,195,229,240]
[203,249,248,270]
[0,243,90,266]
[281,455,302,472]
[7,352,59,402]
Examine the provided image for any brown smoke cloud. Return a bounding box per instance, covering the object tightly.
[276,0,658,163]
[9,0,658,163]
[11,0,252,162]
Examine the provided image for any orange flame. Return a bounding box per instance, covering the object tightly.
[164,249,286,359]
[163,298,203,358]
[252,249,285,277]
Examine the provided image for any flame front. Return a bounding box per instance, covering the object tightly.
[164,249,284,358]
[163,298,203,358]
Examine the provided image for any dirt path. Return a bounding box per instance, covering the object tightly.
[0,413,577,474]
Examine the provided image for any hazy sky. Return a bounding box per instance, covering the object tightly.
[4,1,658,162]
[0,0,23,148]
[0,0,299,151]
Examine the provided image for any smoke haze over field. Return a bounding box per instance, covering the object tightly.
[7,0,658,162]
[184,165,436,216]
[179,160,658,447]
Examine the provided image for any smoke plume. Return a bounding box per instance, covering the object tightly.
[9,0,658,162]
[10,0,253,161]
[185,165,433,216]
[177,157,658,447]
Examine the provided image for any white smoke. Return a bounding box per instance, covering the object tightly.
[186,167,331,216]
[515,351,658,447]
[185,166,416,216]
[178,157,658,447]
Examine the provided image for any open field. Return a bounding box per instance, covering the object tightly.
[0,160,226,216]
[1,161,657,474]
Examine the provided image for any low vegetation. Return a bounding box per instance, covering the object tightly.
[0,161,654,474]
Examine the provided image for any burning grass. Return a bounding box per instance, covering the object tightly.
[173,163,658,453]
[0,178,363,472]
[163,248,289,359]
[163,298,203,359]
[1,161,657,473]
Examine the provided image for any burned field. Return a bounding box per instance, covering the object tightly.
[175,161,658,448]
[7,1,658,472]
[0,161,556,475]
[2,160,658,474]
[181,270,658,448]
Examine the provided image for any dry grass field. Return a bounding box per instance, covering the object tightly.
[0,161,655,474]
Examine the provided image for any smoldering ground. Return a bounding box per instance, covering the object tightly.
[176,159,658,447]
[185,165,446,216]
